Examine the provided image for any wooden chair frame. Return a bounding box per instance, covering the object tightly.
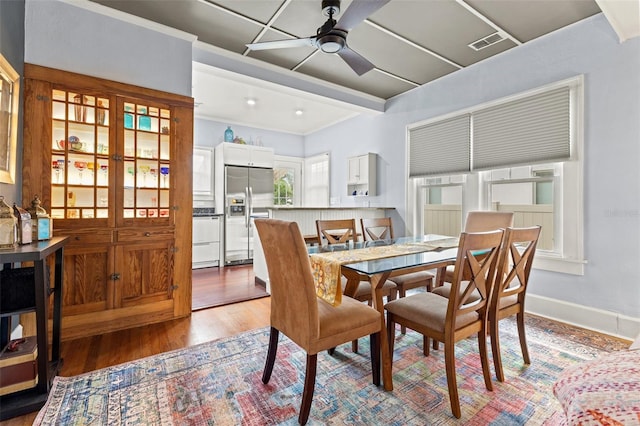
[490,226,541,382]
[385,230,503,418]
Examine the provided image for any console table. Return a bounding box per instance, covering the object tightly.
[0,236,69,420]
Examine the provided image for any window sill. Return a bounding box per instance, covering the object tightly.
[533,254,586,275]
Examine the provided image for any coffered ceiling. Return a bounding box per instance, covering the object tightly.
[88,0,614,134]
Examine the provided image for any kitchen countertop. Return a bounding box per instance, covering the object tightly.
[193,208,223,217]
[269,206,395,210]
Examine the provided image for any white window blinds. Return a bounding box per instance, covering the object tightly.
[409,114,470,177]
[473,87,571,170]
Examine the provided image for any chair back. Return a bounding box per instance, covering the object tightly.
[464,211,514,232]
[316,219,358,246]
[255,219,319,347]
[448,230,504,328]
[491,226,541,312]
[361,217,394,241]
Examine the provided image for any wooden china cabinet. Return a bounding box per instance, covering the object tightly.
[22,64,193,340]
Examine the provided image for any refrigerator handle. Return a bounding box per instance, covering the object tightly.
[248,186,254,219]
[245,186,250,228]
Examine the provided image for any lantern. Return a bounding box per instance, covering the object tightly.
[13,203,32,245]
[27,195,52,241]
[0,196,17,249]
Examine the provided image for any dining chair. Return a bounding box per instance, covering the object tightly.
[316,218,397,353]
[315,218,397,304]
[361,217,434,334]
[490,226,541,382]
[255,218,382,425]
[436,211,514,286]
[385,229,504,419]
[316,218,359,245]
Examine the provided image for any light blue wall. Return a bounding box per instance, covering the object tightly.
[305,14,640,319]
[195,117,304,156]
[24,0,193,96]
[0,0,25,204]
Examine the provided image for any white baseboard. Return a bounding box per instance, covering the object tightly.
[526,294,640,341]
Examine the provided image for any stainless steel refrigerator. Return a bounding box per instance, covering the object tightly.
[224,165,273,264]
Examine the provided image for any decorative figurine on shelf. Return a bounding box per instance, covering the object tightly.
[224,126,234,142]
[13,203,32,245]
[27,195,52,241]
[0,196,17,249]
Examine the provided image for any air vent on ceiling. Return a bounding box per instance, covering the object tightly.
[469,32,506,51]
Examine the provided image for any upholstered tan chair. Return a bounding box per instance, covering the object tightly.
[490,226,541,382]
[255,218,382,425]
[385,230,504,419]
[361,217,434,334]
[436,211,514,286]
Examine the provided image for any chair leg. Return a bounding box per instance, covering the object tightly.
[352,339,359,353]
[262,327,279,384]
[444,339,461,419]
[478,327,493,391]
[423,335,430,356]
[399,287,407,334]
[490,315,505,382]
[386,316,396,354]
[517,311,530,364]
[370,332,381,386]
[299,354,317,425]
[433,339,439,351]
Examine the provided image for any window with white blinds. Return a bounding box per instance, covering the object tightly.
[408,79,577,176]
[409,114,470,177]
[473,87,571,170]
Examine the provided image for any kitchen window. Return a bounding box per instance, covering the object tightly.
[274,155,302,206]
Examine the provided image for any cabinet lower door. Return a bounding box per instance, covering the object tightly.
[62,244,113,316]
[115,239,174,309]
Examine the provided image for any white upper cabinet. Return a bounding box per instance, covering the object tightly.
[218,142,274,168]
[193,146,214,200]
[347,153,377,196]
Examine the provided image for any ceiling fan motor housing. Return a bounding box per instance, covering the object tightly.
[318,33,346,53]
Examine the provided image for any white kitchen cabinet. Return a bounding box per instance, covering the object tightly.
[217,142,274,168]
[194,147,214,201]
[192,216,222,268]
[347,153,377,196]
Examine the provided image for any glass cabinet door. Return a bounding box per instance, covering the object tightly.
[120,99,172,224]
[50,89,111,221]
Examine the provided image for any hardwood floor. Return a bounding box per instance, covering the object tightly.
[192,265,269,310]
[1,265,270,426]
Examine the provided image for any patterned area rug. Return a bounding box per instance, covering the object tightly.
[34,316,628,425]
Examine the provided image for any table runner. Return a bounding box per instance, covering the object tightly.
[310,238,459,306]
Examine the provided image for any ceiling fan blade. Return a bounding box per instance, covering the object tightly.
[246,37,315,51]
[335,0,390,32]
[337,46,375,76]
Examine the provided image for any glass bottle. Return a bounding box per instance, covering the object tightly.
[224,126,234,142]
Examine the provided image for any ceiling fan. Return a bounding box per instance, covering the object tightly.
[245,0,390,76]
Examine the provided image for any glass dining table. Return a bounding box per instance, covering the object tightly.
[308,235,460,391]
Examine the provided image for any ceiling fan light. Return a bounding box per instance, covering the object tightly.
[318,34,345,53]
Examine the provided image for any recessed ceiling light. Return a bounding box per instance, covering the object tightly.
[295,109,304,116]
[246,98,256,106]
